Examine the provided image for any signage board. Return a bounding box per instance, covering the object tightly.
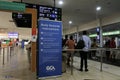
[37,20,62,78]
[0,1,25,12]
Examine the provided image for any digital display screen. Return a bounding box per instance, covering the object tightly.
[39,5,62,21]
[12,2,62,28]
[26,3,38,9]
[12,13,31,19]
[12,13,32,28]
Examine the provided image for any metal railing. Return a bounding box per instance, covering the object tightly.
[0,46,15,65]
[62,48,120,75]
[1,46,119,75]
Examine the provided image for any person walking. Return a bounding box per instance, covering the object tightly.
[79,31,91,72]
[26,41,31,69]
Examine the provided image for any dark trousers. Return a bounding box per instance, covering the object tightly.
[80,51,88,69]
[106,51,110,60]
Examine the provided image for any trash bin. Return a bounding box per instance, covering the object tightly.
[62,53,67,73]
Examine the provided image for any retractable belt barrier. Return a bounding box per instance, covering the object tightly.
[62,48,120,75]
[0,46,15,65]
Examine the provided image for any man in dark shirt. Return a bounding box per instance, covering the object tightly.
[62,35,68,48]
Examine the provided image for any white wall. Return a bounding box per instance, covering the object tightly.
[0,11,31,40]
[0,11,16,28]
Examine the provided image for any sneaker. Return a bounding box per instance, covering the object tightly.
[79,69,83,71]
[85,69,88,72]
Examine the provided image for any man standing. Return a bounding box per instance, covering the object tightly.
[62,35,68,47]
[79,31,91,72]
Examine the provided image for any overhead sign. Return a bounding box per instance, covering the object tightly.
[0,1,25,12]
[37,20,62,78]
[8,32,18,38]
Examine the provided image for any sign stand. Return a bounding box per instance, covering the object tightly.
[37,20,62,78]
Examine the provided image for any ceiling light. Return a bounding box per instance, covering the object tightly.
[69,21,72,24]
[58,1,63,5]
[96,6,101,11]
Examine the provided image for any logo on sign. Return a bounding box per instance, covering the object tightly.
[46,65,55,71]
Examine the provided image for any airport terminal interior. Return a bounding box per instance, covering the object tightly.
[0,0,120,80]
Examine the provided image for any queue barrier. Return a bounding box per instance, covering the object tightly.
[0,47,119,74]
[62,48,120,75]
[0,46,15,65]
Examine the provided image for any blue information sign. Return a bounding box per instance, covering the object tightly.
[37,20,62,78]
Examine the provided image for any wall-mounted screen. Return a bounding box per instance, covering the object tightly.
[12,2,62,28]
[39,5,62,21]
[12,13,32,28]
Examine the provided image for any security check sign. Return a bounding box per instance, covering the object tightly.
[38,20,62,78]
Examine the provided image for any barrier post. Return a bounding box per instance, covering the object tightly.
[13,45,15,55]
[100,48,103,72]
[10,46,12,58]
[7,46,9,61]
[3,48,5,65]
[0,47,1,55]
[71,52,73,75]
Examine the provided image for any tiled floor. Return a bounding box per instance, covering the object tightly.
[0,47,120,80]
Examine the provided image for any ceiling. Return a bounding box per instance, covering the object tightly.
[8,0,120,29]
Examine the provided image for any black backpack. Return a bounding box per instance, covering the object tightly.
[76,37,85,49]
